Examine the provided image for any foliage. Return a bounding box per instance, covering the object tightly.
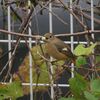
[0,81,23,100]
[74,43,97,68]
[60,42,100,100]
[84,91,98,100]
[13,43,99,95]
[96,56,100,67]
[13,44,64,94]
[59,97,76,100]
[74,43,97,56]
[75,56,87,68]
[59,73,100,100]
[90,79,100,97]
[0,0,99,99]
[69,73,88,100]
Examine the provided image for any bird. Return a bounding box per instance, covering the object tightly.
[41,33,76,61]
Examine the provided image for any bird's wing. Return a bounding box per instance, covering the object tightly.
[52,38,74,58]
[53,38,71,51]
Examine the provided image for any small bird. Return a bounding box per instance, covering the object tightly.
[41,33,75,61]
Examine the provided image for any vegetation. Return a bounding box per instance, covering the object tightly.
[0,0,100,100]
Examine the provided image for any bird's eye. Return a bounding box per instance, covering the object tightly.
[46,37,48,39]
[50,36,52,38]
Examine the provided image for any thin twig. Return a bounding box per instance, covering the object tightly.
[38,1,68,25]
[74,8,100,24]
[82,11,100,24]
[0,1,53,79]
[0,29,39,38]
[55,30,100,37]
[4,5,35,81]
[0,29,100,38]
[3,0,55,81]
[58,0,87,29]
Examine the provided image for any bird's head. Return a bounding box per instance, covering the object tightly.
[41,33,54,42]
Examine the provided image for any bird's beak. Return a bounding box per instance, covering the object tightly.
[41,36,46,41]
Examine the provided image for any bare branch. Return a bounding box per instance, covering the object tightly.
[82,12,100,24]
[0,29,100,38]
[58,0,87,29]
[38,1,68,26]
[0,29,41,39]
[55,30,100,37]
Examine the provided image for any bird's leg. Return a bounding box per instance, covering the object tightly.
[62,60,72,69]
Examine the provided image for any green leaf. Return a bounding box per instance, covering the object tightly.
[69,73,88,99]
[0,81,23,100]
[0,84,10,100]
[59,97,76,100]
[7,81,23,99]
[74,44,86,56]
[96,56,100,66]
[84,91,98,100]
[90,79,100,97]
[76,56,87,68]
[74,43,97,56]
[17,44,64,93]
[0,97,4,100]
[86,43,97,56]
